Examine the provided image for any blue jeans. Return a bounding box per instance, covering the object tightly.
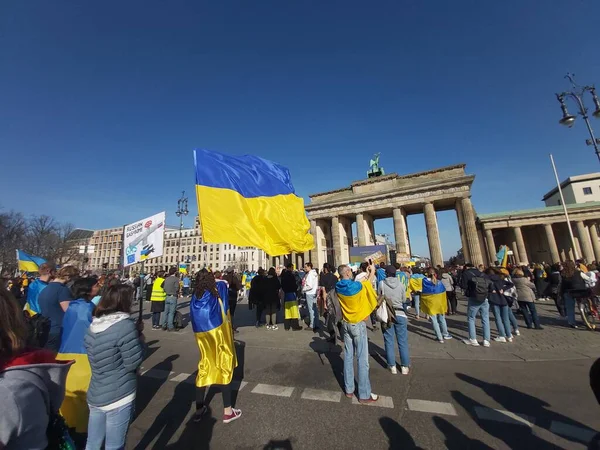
[343,320,371,400]
[161,296,177,330]
[413,294,420,317]
[467,298,491,341]
[382,315,410,368]
[86,401,134,450]
[564,293,576,326]
[508,307,519,332]
[305,293,320,329]
[519,301,541,328]
[430,314,450,341]
[492,304,512,338]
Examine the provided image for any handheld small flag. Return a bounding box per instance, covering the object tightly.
[17,250,47,272]
[194,149,314,257]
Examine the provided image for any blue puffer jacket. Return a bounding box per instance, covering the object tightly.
[84,313,143,408]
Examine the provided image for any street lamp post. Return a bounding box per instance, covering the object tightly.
[175,191,189,270]
[555,73,600,163]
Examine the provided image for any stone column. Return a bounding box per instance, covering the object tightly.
[365,214,375,245]
[510,240,520,264]
[576,221,595,263]
[461,197,484,266]
[588,222,600,262]
[455,199,471,264]
[338,217,351,264]
[356,213,366,247]
[303,251,309,267]
[544,224,560,264]
[393,207,410,260]
[291,251,297,269]
[484,228,496,264]
[513,226,528,265]
[331,216,342,267]
[309,220,319,264]
[423,203,443,267]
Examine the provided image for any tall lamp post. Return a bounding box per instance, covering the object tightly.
[555,73,600,163]
[175,191,189,269]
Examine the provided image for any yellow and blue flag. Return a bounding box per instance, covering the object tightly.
[193,148,314,256]
[420,278,447,316]
[17,250,46,272]
[496,245,508,268]
[190,279,237,387]
[56,300,94,433]
[335,279,377,324]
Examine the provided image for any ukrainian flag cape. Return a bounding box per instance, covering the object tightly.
[408,273,425,294]
[496,245,508,268]
[191,280,237,387]
[56,299,94,432]
[419,278,448,316]
[24,278,49,315]
[194,148,314,256]
[396,271,411,299]
[335,279,377,324]
[17,250,46,272]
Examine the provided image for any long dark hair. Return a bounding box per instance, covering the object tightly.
[563,260,577,278]
[194,270,218,297]
[0,287,28,357]
[95,284,133,318]
[71,277,98,301]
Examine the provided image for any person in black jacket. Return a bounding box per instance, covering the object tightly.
[280,263,303,331]
[263,268,281,330]
[560,260,588,329]
[249,268,266,327]
[485,268,514,343]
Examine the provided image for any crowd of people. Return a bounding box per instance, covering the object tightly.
[1,256,599,447]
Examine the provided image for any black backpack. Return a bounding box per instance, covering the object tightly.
[173,311,184,329]
[468,275,489,302]
[23,311,51,348]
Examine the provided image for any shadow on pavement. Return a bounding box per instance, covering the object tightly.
[142,339,160,362]
[135,372,197,450]
[263,438,294,449]
[368,340,388,370]
[309,337,345,392]
[135,354,179,420]
[379,416,423,450]
[454,372,596,448]
[432,416,493,449]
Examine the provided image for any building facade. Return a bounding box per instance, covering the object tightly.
[543,173,600,206]
[81,216,267,274]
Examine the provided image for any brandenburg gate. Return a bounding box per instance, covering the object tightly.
[301,163,484,269]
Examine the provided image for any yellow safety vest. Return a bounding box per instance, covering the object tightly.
[151,277,166,302]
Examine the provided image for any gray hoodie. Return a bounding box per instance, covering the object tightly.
[0,352,72,450]
[378,277,406,313]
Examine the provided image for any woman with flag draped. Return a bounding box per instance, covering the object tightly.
[191,269,242,424]
[419,269,453,343]
[56,277,99,437]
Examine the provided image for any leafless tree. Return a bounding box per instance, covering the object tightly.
[0,210,28,273]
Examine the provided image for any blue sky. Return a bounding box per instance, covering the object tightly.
[2,1,600,259]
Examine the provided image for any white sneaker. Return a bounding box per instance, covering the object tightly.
[443,335,453,340]
[515,330,521,336]
[272,325,279,330]
[438,339,444,344]
[494,336,507,343]
[483,340,490,347]
[266,325,272,330]
[507,337,513,342]
[401,366,410,375]
[463,338,479,346]
[389,366,398,375]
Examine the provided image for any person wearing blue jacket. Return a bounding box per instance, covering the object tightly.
[84,284,143,450]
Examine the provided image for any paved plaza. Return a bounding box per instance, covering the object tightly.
[127,296,600,449]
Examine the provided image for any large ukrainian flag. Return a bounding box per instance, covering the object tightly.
[194,148,314,256]
[17,250,46,272]
[56,300,94,433]
[335,279,377,324]
[191,278,237,387]
[419,278,447,316]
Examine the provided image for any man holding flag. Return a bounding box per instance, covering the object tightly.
[335,262,379,404]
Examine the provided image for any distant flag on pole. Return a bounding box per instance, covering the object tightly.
[17,250,47,272]
[193,149,314,256]
[496,245,508,267]
[178,263,188,274]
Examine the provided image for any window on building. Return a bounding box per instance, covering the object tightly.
[193,238,196,245]
[216,263,219,268]
[583,187,593,195]
[233,254,236,261]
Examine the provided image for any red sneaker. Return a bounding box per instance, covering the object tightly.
[223,408,242,424]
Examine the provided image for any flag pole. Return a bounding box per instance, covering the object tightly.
[549,154,579,260]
